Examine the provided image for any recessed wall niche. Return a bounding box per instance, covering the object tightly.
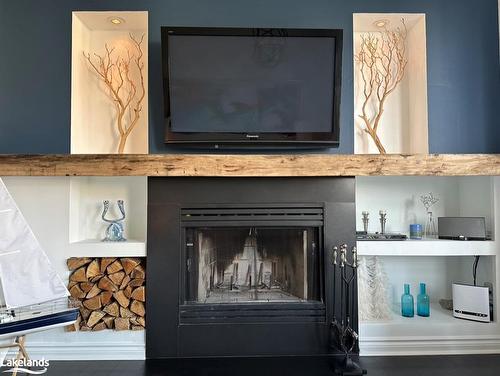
[68,177,147,257]
[71,11,148,154]
[353,14,428,154]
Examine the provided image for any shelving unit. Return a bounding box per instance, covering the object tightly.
[357,176,500,355]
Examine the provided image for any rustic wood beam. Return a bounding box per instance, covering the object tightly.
[0,154,498,177]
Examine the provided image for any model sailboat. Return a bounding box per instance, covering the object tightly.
[0,178,78,340]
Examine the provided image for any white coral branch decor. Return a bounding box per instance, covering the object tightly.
[358,256,393,321]
[420,192,439,212]
[354,18,408,154]
[83,33,146,154]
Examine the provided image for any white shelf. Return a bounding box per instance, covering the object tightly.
[360,302,495,338]
[68,239,146,257]
[357,239,497,256]
[359,302,500,355]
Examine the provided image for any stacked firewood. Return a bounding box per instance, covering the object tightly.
[66,257,146,331]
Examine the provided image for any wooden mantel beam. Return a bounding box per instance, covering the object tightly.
[0,154,498,177]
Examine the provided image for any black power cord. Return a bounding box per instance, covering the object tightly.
[473,255,480,286]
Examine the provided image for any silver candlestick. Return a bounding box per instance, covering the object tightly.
[361,211,369,233]
[379,210,387,234]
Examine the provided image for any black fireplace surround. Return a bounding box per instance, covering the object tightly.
[147,177,356,358]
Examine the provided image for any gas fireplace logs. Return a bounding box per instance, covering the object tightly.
[66,257,146,331]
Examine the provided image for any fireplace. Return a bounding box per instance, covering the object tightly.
[147,177,355,358]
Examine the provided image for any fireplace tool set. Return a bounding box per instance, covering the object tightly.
[329,244,366,375]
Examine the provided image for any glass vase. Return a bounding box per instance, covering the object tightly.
[424,211,437,238]
[417,283,430,317]
[401,284,414,317]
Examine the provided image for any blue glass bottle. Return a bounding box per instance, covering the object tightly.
[417,283,430,317]
[401,284,414,317]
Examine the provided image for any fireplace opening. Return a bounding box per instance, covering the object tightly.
[185,226,322,304]
[179,206,326,322]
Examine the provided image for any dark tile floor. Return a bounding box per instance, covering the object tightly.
[12,355,500,376]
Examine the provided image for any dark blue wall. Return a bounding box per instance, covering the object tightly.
[0,0,498,154]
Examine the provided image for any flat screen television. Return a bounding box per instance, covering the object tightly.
[161,27,343,148]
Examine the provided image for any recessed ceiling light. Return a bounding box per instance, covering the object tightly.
[108,17,125,25]
[373,19,390,28]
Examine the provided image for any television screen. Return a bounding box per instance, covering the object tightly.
[162,28,342,147]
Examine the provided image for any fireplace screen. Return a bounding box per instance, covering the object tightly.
[184,227,322,304]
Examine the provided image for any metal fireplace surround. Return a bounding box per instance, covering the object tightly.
[147,177,356,358]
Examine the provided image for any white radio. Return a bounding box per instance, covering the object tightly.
[452,283,491,323]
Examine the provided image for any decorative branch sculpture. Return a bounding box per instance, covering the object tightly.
[83,34,146,154]
[354,19,407,154]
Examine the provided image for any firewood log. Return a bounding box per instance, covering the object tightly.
[86,259,101,279]
[80,282,94,293]
[71,298,83,308]
[97,276,118,292]
[121,258,141,275]
[103,302,120,317]
[114,317,130,331]
[120,275,131,290]
[130,264,145,279]
[70,266,88,282]
[68,281,78,289]
[100,258,117,273]
[90,274,104,283]
[86,284,102,299]
[123,285,132,299]
[87,311,105,327]
[66,315,81,332]
[83,295,101,310]
[79,307,91,321]
[102,315,114,329]
[100,291,113,305]
[128,278,144,288]
[130,300,145,317]
[131,286,145,302]
[93,322,107,331]
[80,325,92,332]
[67,257,92,271]
[114,290,130,308]
[136,317,145,327]
[119,307,135,318]
[107,259,124,274]
[69,284,86,299]
[66,324,76,332]
[109,271,125,286]
[131,325,144,331]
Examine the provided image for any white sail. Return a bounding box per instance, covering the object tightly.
[0,178,69,308]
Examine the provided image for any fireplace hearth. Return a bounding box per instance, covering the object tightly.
[147,177,356,358]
